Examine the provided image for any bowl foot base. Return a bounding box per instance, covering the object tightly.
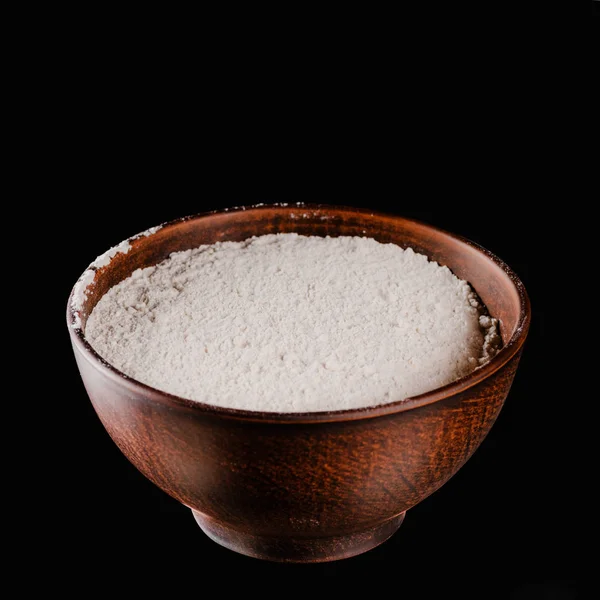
[191,510,406,563]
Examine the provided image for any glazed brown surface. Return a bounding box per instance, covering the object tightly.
[67,204,530,562]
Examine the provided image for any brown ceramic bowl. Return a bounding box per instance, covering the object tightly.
[67,204,530,563]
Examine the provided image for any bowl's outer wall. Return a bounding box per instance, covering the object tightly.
[74,344,520,535]
[69,205,528,538]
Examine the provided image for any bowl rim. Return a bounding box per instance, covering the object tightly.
[67,203,531,424]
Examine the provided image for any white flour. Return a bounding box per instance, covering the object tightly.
[85,234,500,412]
[71,224,163,329]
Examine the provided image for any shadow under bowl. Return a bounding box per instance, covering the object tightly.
[67,204,530,562]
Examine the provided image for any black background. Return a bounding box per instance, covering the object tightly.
[13,0,594,592]
[55,198,575,597]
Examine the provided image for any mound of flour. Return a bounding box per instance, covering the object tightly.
[86,234,500,412]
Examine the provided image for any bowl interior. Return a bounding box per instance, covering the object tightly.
[71,205,526,351]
